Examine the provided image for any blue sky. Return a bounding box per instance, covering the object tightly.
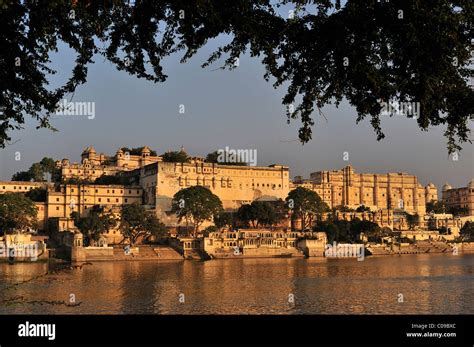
[0,33,472,189]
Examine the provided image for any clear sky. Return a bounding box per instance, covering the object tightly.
[0,37,472,190]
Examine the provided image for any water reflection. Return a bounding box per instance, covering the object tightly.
[0,254,472,314]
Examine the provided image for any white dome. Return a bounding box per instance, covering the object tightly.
[442,183,452,191]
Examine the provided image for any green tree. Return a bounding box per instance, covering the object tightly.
[12,157,56,182]
[161,150,191,163]
[171,186,223,236]
[315,218,381,243]
[94,174,126,185]
[355,220,382,243]
[426,200,447,214]
[460,221,474,241]
[147,215,168,242]
[62,177,93,185]
[120,203,166,246]
[237,200,286,228]
[0,193,38,234]
[406,213,419,230]
[356,205,371,212]
[314,221,340,243]
[214,211,234,230]
[286,187,329,231]
[362,223,383,243]
[71,206,117,246]
[1,2,471,153]
[11,171,32,182]
[25,188,47,202]
[237,204,257,228]
[39,157,56,178]
[252,201,281,228]
[426,200,468,216]
[448,206,469,216]
[334,205,355,212]
[438,226,449,235]
[28,163,45,182]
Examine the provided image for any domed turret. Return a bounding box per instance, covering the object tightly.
[468,180,474,189]
[442,183,452,191]
[141,146,151,158]
[82,146,96,154]
[81,146,96,163]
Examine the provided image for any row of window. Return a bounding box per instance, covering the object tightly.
[445,198,471,202]
[69,188,141,194]
[177,178,284,189]
[447,189,474,195]
[175,167,286,177]
[2,185,35,190]
[54,197,135,205]
[53,198,136,210]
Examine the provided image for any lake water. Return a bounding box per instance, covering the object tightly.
[0,254,472,314]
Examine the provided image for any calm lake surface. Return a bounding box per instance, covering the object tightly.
[0,254,472,314]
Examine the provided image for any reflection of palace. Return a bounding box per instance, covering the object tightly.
[1,146,473,245]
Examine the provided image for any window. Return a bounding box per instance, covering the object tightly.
[107,198,110,202]
[128,190,131,194]
[98,198,102,202]
[56,198,59,202]
[125,199,128,203]
[56,207,59,211]
[116,198,119,202]
[95,189,98,193]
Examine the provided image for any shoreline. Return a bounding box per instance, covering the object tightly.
[4,248,473,264]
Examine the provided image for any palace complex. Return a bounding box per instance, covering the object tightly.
[292,165,439,215]
[1,145,473,244]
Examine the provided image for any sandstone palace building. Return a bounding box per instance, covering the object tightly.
[292,165,438,215]
[1,145,473,242]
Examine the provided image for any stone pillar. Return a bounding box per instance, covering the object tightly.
[374,175,379,209]
[400,175,405,210]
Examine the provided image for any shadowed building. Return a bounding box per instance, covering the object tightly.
[442,181,474,216]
